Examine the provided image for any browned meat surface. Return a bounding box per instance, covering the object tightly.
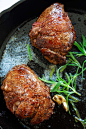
[29,3,76,64]
[1,64,55,124]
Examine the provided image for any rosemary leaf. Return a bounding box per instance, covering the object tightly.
[49,65,56,79]
[27,44,32,61]
[73,35,86,57]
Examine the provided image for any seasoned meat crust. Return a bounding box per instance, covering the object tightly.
[29,3,76,64]
[1,64,55,124]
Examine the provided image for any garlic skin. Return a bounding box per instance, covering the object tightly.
[53,94,68,112]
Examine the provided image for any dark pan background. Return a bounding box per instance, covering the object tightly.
[0,0,86,129]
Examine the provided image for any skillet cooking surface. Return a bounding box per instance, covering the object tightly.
[0,1,86,129]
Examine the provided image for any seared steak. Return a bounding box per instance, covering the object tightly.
[1,64,55,124]
[29,3,76,64]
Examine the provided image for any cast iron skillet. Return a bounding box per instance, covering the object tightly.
[0,0,86,129]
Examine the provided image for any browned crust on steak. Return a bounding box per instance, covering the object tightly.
[1,64,55,124]
[29,3,76,64]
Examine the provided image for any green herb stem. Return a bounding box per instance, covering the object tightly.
[57,82,81,96]
[71,35,86,57]
[27,44,32,61]
[69,95,79,102]
[49,65,56,79]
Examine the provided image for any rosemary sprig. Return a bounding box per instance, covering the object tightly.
[39,64,81,108]
[67,52,86,80]
[75,117,86,129]
[39,54,86,128]
[70,101,86,129]
[71,35,86,57]
[67,52,81,68]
